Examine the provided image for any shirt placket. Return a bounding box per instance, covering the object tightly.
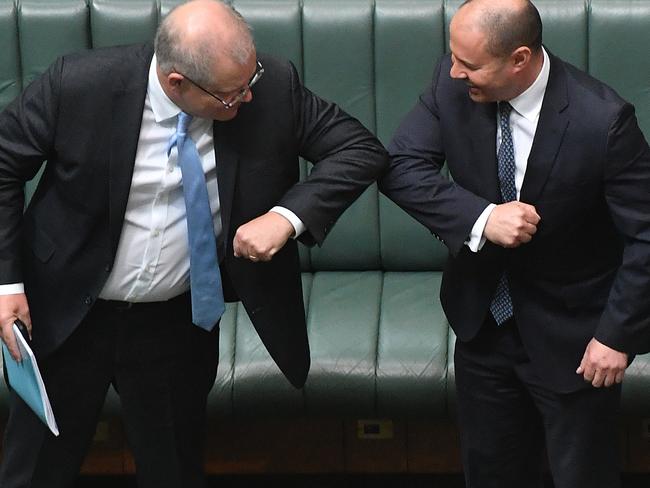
[125,134,178,301]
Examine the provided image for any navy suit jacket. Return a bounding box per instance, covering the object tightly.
[0,43,388,388]
[380,52,650,392]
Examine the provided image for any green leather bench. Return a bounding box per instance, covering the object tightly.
[1,0,649,474]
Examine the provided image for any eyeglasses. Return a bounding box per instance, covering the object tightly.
[178,61,264,109]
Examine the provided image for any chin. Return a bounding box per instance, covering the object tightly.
[468,90,496,104]
[468,92,485,102]
[213,110,238,122]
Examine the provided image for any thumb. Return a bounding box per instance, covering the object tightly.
[576,353,587,374]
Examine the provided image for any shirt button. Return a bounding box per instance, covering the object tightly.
[167,165,174,174]
[152,229,160,237]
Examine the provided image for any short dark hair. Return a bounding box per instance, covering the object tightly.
[460,0,543,57]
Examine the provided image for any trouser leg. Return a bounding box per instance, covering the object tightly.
[0,307,115,488]
[527,379,622,488]
[110,294,220,488]
[454,320,545,488]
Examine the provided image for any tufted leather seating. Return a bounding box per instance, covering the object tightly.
[0,0,649,474]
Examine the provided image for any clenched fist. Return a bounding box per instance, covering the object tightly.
[233,211,295,262]
[484,201,540,248]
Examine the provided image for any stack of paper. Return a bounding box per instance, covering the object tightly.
[2,323,59,436]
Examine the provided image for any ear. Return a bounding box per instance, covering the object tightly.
[511,46,531,72]
[167,72,184,90]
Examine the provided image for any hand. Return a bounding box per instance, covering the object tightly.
[233,211,295,262]
[576,338,628,388]
[0,293,32,362]
[484,201,540,248]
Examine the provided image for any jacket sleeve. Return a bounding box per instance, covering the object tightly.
[0,57,61,284]
[276,61,389,246]
[378,59,490,257]
[596,103,650,354]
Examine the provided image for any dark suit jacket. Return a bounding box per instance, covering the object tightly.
[0,43,388,388]
[380,52,650,392]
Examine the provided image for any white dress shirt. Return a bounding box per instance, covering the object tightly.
[0,55,305,300]
[466,48,550,252]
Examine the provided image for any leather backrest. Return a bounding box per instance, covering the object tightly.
[1,0,648,273]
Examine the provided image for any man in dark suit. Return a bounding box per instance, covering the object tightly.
[380,0,650,487]
[0,1,387,486]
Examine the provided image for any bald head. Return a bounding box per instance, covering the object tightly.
[455,0,542,58]
[155,0,254,86]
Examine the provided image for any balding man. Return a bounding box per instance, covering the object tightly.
[380,0,650,486]
[0,0,387,486]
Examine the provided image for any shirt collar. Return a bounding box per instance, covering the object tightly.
[148,54,182,124]
[508,47,550,123]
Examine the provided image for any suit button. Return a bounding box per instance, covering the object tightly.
[84,295,93,306]
[104,264,111,273]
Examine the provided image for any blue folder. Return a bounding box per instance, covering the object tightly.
[2,323,59,436]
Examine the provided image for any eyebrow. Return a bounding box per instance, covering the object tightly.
[454,54,479,69]
[216,65,259,95]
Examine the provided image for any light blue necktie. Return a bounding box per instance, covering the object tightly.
[167,112,225,331]
[489,102,515,325]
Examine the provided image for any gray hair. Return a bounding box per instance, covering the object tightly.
[154,0,255,86]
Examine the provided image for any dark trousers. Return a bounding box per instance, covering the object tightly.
[454,317,622,488]
[0,292,220,488]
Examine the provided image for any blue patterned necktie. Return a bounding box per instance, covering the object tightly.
[167,112,225,331]
[489,102,515,325]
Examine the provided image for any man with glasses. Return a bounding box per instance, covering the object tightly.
[0,1,388,487]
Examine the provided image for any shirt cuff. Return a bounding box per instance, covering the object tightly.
[0,283,25,295]
[465,204,496,252]
[270,206,306,239]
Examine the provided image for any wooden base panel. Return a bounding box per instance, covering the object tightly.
[1,417,648,475]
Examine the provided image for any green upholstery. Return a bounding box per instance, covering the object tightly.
[0,0,649,428]
[90,0,158,48]
[590,0,650,135]
[378,272,448,417]
[19,1,90,84]
[303,0,381,271]
[209,302,237,417]
[0,1,20,112]
[623,352,650,417]
[306,272,382,415]
[530,0,588,70]
[376,0,447,272]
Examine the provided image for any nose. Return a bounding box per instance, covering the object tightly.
[449,61,465,80]
[449,54,466,80]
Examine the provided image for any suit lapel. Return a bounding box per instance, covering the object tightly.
[519,55,569,204]
[468,101,501,203]
[108,47,151,257]
[213,121,239,256]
